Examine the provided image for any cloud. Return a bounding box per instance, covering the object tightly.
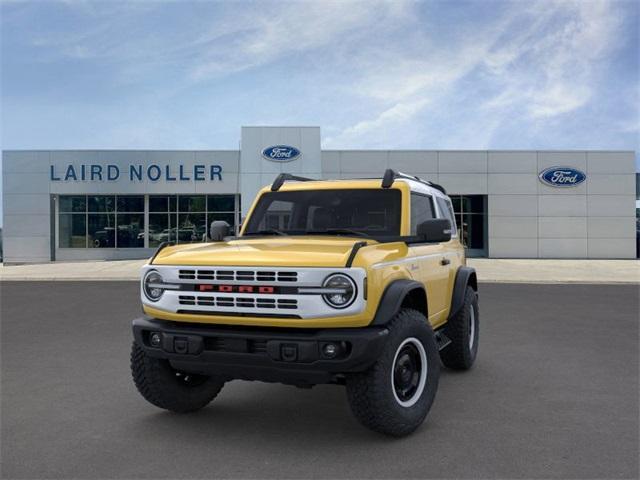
[189,1,411,80]
[17,0,411,81]
[482,0,624,119]
[2,0,636,156]
[325,0,629,147]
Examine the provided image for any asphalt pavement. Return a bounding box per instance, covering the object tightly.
[1,282,638,479]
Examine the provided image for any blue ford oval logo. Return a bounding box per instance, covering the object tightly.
[261,145,301,162]
[538,166,586,188]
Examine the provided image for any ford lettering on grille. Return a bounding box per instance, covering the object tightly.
[198,284,275,293]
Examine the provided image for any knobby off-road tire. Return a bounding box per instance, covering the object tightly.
[440,286,479,370]
[345,309,440,437]
[131,341,225,413]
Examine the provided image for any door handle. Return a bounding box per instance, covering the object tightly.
[440,258,450,266]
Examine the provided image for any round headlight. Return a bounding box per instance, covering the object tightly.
[322,274,356,309]
[143,270,164,302]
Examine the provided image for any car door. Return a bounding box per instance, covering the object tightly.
[434,195,464,317]
[407,192,450,325]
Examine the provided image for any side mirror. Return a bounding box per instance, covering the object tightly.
[209,220,230,242]
[416,219,452,243]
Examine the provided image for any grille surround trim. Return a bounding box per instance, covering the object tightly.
[142,265,367,319]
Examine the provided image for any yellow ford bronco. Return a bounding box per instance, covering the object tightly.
[131,169,479,436]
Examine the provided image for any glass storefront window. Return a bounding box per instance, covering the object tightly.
[178,212,206,243]
[149,213,176,248]
[117,213,145,247]
[179,195,206,212]
[149,196,169,212]
[448,195,487,256]
[59,214,86,247]
[88,213,115,248]
[59,196,86,213]
[117,196,144,212]
[88,196,115,212]
[207,195,235,212]
[58,194,237,249]
[461,213,485,250]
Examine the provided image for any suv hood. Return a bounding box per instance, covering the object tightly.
[151,236,373,268]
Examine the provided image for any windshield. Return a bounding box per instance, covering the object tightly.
[243,189,402,237]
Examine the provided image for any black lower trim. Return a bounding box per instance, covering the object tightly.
[371,279,426,325]
[132,317,389,385]
[176,310,301,319]
[448,267,477,320]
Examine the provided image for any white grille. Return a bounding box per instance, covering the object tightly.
[178,269,297,283]
[142,265,367,319]
[178,295,297,310]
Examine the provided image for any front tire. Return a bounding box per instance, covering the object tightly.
[345,309,440,436]
[131,341,225,413]
[440,286,479,370]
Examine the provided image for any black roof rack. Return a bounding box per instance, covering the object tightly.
[271,173,315,191]
[381,169,447,194]
[271,170,447,195]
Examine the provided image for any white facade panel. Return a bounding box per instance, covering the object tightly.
[3,193,51,215]
[195,151,240,173]
[489,217,538,238]
[338,172,387,180]
[587,217,637,238]
[438,174,487,194]
[3,236,50,263]
[3,172,50,195]
[538,151,587,171]
[339,151,388,173]
[321,151,340,173]
[538,217,588,238]
[3,151,51,173]
[538,195,587,217]
[3,214,50,237]
[587,195,636,217]
[538,238,588,258]
[489,238,538,258]
[586,152,635,174]
[587,239,636,259]
[488,174,538,194]
[489,195,538,217]
[488,151,537,173]
[587,174,636,195]
[438,151,487,173]
[388,151,438,173]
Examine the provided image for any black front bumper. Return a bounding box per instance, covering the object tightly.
[132,317,389,385]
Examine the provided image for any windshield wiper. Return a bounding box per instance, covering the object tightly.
[306,229,371,238]
[244,229,287,236]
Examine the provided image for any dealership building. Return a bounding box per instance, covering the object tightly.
[1,126,637,263]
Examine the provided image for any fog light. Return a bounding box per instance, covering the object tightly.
[323,343,338,358]
[150,332,162,348]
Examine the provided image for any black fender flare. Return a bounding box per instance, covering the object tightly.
[371,279,427,326]
[448,266,478,320]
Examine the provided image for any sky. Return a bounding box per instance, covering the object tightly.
[0,0,639,223]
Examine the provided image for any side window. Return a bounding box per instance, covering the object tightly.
[410,193,435,234]
[436,197,458,236]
